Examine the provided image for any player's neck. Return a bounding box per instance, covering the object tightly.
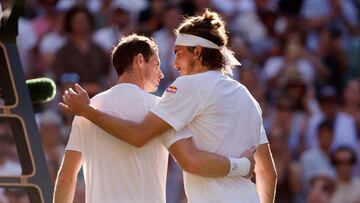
[189,61,209,75]
[117,72,145,90]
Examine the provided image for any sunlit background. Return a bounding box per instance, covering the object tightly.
[0,0,360,202]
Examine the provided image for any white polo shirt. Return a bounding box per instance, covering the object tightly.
[151,70,268,203]
[66,84,191,203]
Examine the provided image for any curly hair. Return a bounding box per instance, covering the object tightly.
[174,9,228,71]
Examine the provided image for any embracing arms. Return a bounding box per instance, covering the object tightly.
[169,137,255,178]
[60,84,172,147]
[59,84,254,178]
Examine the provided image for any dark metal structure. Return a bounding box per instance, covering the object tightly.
[0,0,53,202]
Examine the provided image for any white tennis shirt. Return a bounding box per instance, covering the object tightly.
[152,70,268,203]
[66,83,191,203]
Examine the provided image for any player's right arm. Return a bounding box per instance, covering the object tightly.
[53,150,82,203]
[168,137,255,178]
[60,84,172,147]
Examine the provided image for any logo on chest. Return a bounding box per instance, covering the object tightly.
[166,86,177,94]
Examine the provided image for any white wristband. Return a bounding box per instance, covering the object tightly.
[228,157,251,177]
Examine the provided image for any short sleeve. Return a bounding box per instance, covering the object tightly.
[160,127,193,149]
[253,99,268,145]
[259,125,268,145]
[65,116,82,152]
[151,77,204,131]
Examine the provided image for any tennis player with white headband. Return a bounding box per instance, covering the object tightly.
[174,33,241,75]
[61,9,277,203]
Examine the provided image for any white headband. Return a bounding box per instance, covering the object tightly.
[175,34,241,74]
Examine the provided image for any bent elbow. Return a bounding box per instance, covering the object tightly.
[179,158,201,174]
[182,163,199,174]
[132,139,146,148]
[130,132,148,148]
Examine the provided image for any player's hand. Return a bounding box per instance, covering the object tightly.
[241,147,256,179]
[59,83,91,117]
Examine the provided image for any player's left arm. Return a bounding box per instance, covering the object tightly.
[254,143,277,203]
[169,138,255,178]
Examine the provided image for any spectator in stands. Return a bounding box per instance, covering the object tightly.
[330,146,360,203]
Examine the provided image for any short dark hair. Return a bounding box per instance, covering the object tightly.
[331,145,357,166]
[317,119,334,135]
[111,34,158,76]
[64,6,95,33]
[174,9,228,71]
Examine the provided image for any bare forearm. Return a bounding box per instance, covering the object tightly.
[53,173,77,203]
[84,106,144,146]
[256,173,277,203]
[82,107,172,147]
[189,150,230,177]
[63,84,172,146]
[255,144,277,203]
[169,138,230,177]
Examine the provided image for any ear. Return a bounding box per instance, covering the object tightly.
[134,53,145,68]
[193,46,203,58]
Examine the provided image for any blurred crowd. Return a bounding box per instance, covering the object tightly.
[1,0,360,202]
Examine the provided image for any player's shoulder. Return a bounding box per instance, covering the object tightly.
[144,92,160,104]
[168,72,222,97]
[92,84,146,102]
[163,77,196,97]
[171,75,199,89]
[173,75,192,83]
[175,70,227,87]
[89,88,111,105]
[72,115,87,126]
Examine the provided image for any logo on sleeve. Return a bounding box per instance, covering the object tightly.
[166,86,177,94]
